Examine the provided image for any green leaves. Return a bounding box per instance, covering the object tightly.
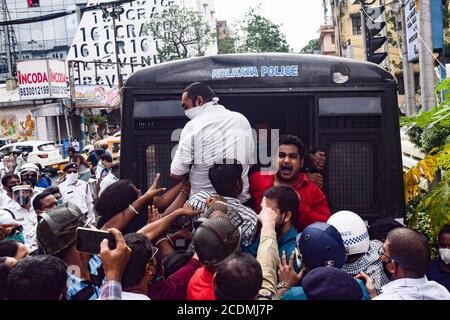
[145,5,215,62]
[236,7,290,53]
[300,39,320,54]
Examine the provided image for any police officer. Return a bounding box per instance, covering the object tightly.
[58,162,94,219]
[17,163,44,195]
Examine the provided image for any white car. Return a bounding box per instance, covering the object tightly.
[0,141,63,169]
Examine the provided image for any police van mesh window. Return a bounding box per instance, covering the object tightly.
[328,141,375,211]
[145,144,178,190]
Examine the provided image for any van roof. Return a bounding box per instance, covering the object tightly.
[125,53,396,91]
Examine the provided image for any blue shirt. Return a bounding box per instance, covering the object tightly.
[426,259,450,292]
[242,226,300,272]
[66,256,104,300]
[280,278,369,300]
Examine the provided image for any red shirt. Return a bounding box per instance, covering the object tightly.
[148,258,201,300]
[186,267,215,300]
[249,172,331,231]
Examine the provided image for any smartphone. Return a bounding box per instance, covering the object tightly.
[76,227,116,255]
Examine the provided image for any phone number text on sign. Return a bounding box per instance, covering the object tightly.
[19,86,50,96]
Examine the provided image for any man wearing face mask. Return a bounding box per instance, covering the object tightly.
[2,183,38,252]
[359,227,450,300]
[242,186,301,272]
[18,163,44,196]
[171,82,254,204]
[426,225,450,292]
[59,162,94,219]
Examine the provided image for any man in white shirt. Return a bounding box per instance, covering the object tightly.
[3,183,38,253]
[99,163,119,197]
[171,82,254,203]
[58,162,95,219]
[360,227,450,300]
[17,163,44,195]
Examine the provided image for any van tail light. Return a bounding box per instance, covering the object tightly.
[38,154,48,158]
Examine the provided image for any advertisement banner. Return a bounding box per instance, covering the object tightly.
[17,59,68,100]
[74,84,120,108]
[405,0,419,62]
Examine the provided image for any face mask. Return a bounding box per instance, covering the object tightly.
[24,177,37,187]
[16,195,30,206]
[185,105,206,120]
[439,248,450,265]
[6,232,25,244]
[66,172,78,184]
[56,198,64,206]
[381,260,393,280]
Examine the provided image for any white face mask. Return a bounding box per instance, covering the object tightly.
[185,104,206,120]
[65,172,78,184]
[439,248,450,265]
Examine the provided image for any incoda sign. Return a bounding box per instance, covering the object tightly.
[17,59,68,100]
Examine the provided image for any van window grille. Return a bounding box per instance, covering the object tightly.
[319,116,381,129]
[328,141,375,212]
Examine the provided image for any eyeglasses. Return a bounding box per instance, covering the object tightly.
[378,246,401,265]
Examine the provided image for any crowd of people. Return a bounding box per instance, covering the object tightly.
[0,82,449,300]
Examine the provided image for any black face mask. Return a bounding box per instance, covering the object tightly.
[382,261,393,280]
[23,177,37,187]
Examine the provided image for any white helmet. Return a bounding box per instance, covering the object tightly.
[18,163,39,176]
[327,210,370,255]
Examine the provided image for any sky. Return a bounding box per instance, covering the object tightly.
[214,0,325,52]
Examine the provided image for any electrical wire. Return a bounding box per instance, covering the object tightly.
[0,0,137,26]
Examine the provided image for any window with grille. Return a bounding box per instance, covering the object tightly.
[351,15,362,35]
[327,140,375,212]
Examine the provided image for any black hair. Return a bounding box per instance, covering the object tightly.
[214,252,262,300]
[183,82,215,104]
[263,186,300,225]
[0,240,19,257]
[368,218,404,242]
[279,134,306,160]
[94,148,105,157]
[67,147,76,154]
[123,233,155,289]
[111,162,120,174]
[438,225,450,242]
[1,173,19,187]
[6,255,67,300]
[44,186,61,197]
[32,189,54,211]
[95,179,139,228]
[100,153,113,163]
[208,160,243,197]
[161,251,194,277]
[0,258,11,300]
[386,228,430,277]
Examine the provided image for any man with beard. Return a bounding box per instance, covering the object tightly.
[242,185,301,272]
[249,134,330,232]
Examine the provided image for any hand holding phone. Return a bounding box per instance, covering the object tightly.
[76,227,116,255]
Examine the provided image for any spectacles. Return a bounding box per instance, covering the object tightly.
[378,246,401,265]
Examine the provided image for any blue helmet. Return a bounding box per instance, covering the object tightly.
[298,222,347,270]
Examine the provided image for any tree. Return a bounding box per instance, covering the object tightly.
[217,35,237,54]
[236,7,289,53]
[300,38,320,54]
[146,5,215,62]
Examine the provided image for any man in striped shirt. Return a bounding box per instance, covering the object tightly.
[187,161,258,248]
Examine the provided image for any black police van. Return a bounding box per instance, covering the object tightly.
[120,53,404,222]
